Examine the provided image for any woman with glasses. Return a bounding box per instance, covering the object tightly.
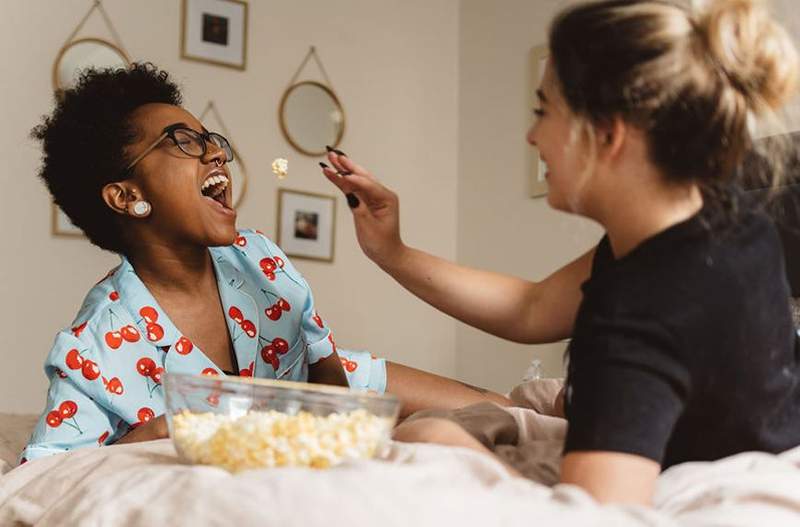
[22,63,511,463]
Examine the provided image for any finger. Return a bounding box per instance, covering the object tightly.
[325,147,372,179]
[320,163,363,209]
[326,151,350,175]
[337,155,375,181]
[334,172,392,205]
[320,164,354,192]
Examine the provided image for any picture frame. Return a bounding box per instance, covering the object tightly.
[276,189,336,263]
[51,204,84,238]
[529,44,549,198]
[181,0,248,70]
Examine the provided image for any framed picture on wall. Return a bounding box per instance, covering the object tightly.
[276,189,336,262]
[181,0,248,70]
[529,44,549,198]
[52,204,84,238]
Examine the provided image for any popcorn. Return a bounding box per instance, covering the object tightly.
[271,158,288,179]
[172,409,391,472]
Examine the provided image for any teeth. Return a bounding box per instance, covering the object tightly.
[201,174,229,193]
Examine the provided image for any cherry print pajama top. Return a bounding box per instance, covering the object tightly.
[21,229,386,463]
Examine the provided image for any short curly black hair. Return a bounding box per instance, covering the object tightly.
[33,62,182,253]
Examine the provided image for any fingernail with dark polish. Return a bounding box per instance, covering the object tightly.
[325,145,334,152]
[346,193,360,208]
[319,162,329,169]
[333,149,347,156]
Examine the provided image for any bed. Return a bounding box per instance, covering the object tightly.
[3,380,800,526]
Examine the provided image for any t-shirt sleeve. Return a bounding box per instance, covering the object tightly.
[564,318,691,464]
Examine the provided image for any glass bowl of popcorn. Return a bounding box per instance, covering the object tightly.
[164,373,401,473]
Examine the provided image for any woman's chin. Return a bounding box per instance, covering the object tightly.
[205,225,238,247]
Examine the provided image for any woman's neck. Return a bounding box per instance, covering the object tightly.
[601,177,703,259]
[127,241,216,295]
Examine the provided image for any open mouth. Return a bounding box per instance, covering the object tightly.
[200,172,232,210]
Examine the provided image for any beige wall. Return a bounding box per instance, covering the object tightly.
[1,0,460,414]
[455,0,601,392]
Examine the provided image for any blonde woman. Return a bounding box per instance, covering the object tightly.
[322,0,800,505]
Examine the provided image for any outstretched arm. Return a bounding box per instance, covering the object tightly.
[321,151,594,344]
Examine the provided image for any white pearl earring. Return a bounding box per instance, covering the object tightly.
[131,200,151,217]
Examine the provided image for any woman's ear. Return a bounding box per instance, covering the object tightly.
[101,182,138,215]
[597,116,627,161]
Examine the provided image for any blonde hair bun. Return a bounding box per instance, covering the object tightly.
[695,0,798,112]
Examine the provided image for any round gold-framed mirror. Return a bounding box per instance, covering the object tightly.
[52,37,130,95]
[279,81,345,157]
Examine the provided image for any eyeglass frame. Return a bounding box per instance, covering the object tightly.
[124,123,234,174]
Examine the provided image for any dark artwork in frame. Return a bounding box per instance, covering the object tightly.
[202,13,229,45]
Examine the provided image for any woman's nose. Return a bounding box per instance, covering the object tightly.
[527,125,537,146]
[203,142,227,165]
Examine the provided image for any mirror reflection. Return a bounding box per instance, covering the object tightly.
[279,81,344,156]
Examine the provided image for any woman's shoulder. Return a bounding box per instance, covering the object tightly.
[62,265,124,345]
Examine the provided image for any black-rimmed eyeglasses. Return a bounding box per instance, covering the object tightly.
[125,123,234,174]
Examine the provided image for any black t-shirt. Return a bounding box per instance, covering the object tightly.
[564,200,800,469]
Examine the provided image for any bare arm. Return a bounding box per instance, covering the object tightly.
[322,152,594,344]
[385,361,512,418]
[308,350,349,387]
[561,451,660,505]
[382,246,593,344]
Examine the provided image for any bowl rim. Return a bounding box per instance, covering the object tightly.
[165,371,400,403]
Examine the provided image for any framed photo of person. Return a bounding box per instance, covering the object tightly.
[181,0,248,70]
[529,44,549,198]
[276,189,336,262]
[51,204,84,238]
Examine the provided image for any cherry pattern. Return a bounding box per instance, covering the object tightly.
[137,407,155,424]
[258,336,289,371]
[65,349,102,381]
[102,376,124,396]
[312,312,324,329]
[71,321,88,337]
[201,367,219,376]
[261,289,291,321]
[258,253,288,282]
[137,306,165,343]
[175,336,194,355]
[104,309,141,350]
[135,357,162,397]
[228,305,257,339]
[240,361,255,377]
[65,348,84,370]
[98,430,110,445]
[260,345,279,370]
[109,291,120,302]
[47,400,82,434]
[235,235,247,247]
[82,359,101,381]
[339,357,358,373]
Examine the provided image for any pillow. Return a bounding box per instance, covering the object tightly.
[0,413,38,474]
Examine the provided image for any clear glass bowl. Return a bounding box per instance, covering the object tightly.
[164,372,401,472]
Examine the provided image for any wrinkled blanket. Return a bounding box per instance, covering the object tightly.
[2,380,800,526]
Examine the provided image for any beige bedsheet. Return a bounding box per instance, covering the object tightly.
[0,414,38,476]
[2,380,800,526]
